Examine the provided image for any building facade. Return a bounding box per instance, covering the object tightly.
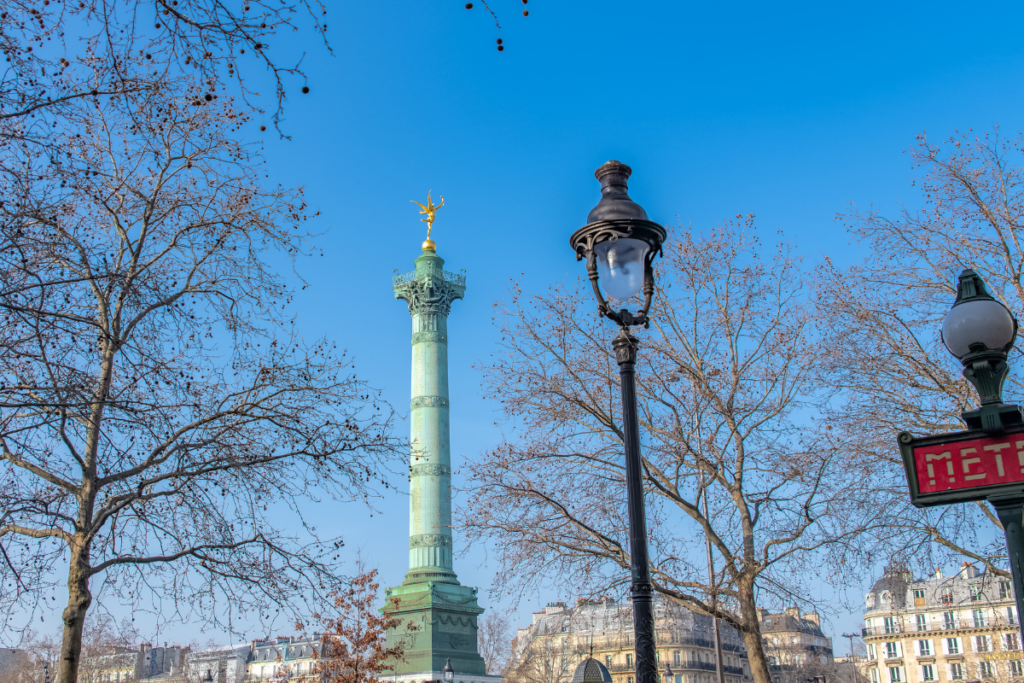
[244,636,321,682]
[759,607,834,667]
[188,642,251,683]
[757,607,834,683]
[509,598,752,683]
[861,564,1021,683]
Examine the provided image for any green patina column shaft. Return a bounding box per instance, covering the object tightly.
[385,244,488,680]
[395,248,463,579]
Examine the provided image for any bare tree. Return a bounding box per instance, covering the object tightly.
[462,219,879,683]
[817,129,1024,577]
[478,609,514,676]
[505,634,571,683]
[7,616,136,683]
[0,70,402,682]
[301,564,414,683]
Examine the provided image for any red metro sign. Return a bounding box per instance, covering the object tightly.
[900,425,1024,507]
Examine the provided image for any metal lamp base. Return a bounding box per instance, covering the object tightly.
[962,403,1024,433]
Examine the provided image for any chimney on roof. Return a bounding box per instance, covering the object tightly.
[785,606,799,619]
[960,562,981,579]
[935,567,943,579]
[756,608,768,622]
[804,612,820,627]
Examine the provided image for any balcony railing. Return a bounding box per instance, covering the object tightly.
[863,615,1019,638]
[607,662,744,676]
[391,269,467,288]
[586,635,746,654]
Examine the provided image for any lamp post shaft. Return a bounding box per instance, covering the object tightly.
[993,499,1024,643]
[614,329,658,683]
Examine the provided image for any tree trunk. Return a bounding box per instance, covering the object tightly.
[742,628,773,683]
[737,581,772,683]
[57,542,93,683]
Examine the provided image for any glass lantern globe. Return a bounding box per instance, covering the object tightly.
[443,658,455,683]
[594,237,649,302]
[942,298,1016,359]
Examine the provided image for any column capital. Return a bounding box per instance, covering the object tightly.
[393,258,466,317]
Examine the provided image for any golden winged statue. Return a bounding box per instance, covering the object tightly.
[411,191,444,250]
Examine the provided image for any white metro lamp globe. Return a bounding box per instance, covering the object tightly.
[594,237,649,302]
[942,298,1016,359]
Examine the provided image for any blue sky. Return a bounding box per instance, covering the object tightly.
[24,0,1024,655]
[253,0,1024,654]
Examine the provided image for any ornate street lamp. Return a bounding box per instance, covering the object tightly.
[941,269,1023,433]
[939,268,1024,640]
[443,657,455,683]
[570,160,667,683]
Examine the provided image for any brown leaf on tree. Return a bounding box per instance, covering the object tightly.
[302,564,417,683]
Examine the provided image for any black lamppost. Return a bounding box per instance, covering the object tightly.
[941,268,1024,638]
[444,657,455,683]
[570,160,667,683]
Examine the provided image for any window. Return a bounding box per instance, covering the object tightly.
[792,637,799,645]
[627,655,633,668]
[918,640,933,657]
[673,652,680,666]
[884,617,899,634]
[885,642,900,659]
[1010,607,1019,626]
[922,665,936,681]
[980,662,995,678]
[628,678,634,683]
[871,670,880,683]
[914,589,927,607]
[889,667,902,683]
[916,614,928,632]
[973,609,988,628]
[1006,634,1021,651]
[941,588,954,605]
[1001,581,1013,599]
[943,612,957,629]
[950,663,964,680]
[946,638,961,655]
[869,644,877,660]
[975,635,992,653]
[971,585,982,602]
[1010,661,1023,677]
[606,657,612,669]
[772,637,779,646]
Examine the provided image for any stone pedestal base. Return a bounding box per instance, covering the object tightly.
[384,576,488,677]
